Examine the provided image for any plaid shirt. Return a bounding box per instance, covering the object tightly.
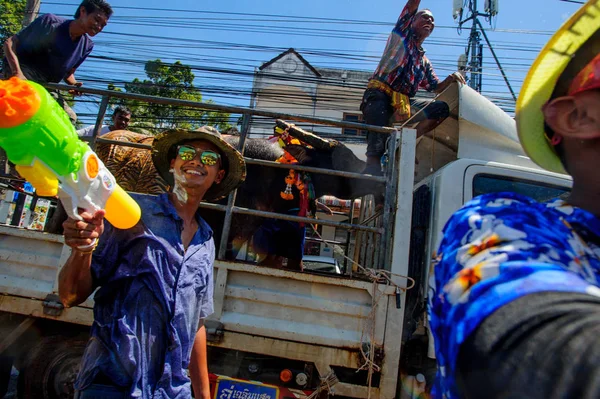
[371,4,439,97]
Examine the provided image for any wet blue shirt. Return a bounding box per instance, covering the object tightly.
[429,193,600,398]
[74,193,215,398]
[9,14,93,83]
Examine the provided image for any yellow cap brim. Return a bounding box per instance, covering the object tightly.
[516,0,600,174]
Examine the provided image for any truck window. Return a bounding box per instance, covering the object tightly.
[473,174,570,203]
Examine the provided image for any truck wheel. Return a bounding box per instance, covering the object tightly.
[17,336,87,399]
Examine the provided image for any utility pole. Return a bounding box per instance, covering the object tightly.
[453,0,516,101]
[22,0,41,28]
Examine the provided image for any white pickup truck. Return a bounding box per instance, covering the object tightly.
[0,84,571,399]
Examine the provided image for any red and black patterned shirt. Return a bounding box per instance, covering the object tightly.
[371,4,440,97]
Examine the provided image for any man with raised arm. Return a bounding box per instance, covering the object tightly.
[361,0,465,175]
[58,127,246,398]
[429,1,600,397]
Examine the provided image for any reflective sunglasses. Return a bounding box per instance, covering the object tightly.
[177,145,221,166]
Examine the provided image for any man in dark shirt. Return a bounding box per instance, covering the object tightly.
[2,0,112,123]
[429,1,600,398]
[362,0,465,175]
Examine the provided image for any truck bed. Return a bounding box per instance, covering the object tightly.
[0,224,400,397]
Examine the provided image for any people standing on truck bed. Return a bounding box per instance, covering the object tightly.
[361,0,466,175]
[2,0,113,124]
[77,105,132,137]
[58,127,246,398]
[429,1,600,398]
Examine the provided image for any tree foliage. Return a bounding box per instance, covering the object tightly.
[0,0,26,63]
[108,59,231,133]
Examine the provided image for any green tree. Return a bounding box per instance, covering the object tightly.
[0,0,26,64]
[108,59,231,133]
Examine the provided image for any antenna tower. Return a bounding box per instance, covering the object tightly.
[452,0,516,101]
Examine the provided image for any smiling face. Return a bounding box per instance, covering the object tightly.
[169,140,226,194]
[78,7,109,37]
[112,111,131,130]
[412,10,435,40]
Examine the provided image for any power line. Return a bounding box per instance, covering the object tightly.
[6,3,539,118]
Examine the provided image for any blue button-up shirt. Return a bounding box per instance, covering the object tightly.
[429,193,600,398]
[74,193,215,398]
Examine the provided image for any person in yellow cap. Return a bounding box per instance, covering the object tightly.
[428,1,600,398]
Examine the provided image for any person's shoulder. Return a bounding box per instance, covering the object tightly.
[77,124,103,136]
[82,34,94,52]
[196,213,214,241]
[458,192,544,218]
[129,192,163,209]
[38,13,66,25]
[440,192,563,248]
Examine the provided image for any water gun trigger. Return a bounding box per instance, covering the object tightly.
[59,194,91,223]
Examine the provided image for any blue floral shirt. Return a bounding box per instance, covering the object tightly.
[74,193,215,398]
[429,192,600,398]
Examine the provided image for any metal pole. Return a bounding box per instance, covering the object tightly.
[344,198,356,275]
[478,43,484,91]
[90,96,110,151]
[44,83,396,135]
[218,113,251,259]
[468,0,480,91]
[200,201,383,234]
[22,0,41,27]
[382,129,400,270]
[475,18,518,102]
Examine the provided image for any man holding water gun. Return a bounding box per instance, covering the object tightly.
[58,126,246,398]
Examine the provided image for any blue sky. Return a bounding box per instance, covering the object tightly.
[37,0,581,124]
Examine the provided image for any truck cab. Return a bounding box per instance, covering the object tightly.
[395,85,571,392]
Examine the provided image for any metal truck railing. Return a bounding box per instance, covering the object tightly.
[12,83,403,271]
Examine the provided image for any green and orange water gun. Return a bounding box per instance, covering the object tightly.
[0,77,140,230]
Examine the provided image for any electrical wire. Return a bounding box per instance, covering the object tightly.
[3,3,545,121]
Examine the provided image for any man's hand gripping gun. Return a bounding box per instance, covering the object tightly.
[0,77,141,230]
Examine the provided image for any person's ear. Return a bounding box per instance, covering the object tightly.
[169,159,175,172]
[215,169,226,184]
[78,6,87,19]
[544,95,600,140]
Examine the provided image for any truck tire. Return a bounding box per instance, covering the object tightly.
[17,336,87,399]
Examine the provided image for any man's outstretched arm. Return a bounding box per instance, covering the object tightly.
[189,322,211,399]
[404,0,422,15]
[3,36,25,80]
[395,0,422,32]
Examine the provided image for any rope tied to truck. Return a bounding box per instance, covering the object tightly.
[306,371,339,399]
[309,224,415,398]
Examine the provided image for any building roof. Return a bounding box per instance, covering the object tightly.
[259,48,322,77]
